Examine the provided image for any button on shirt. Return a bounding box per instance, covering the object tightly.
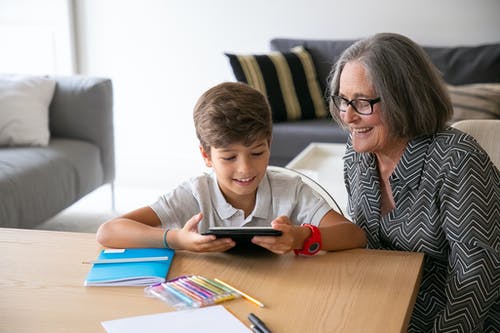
[150,169,331,233]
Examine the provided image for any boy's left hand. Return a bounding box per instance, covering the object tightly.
[174,213,236,252]
[251,216,302,254]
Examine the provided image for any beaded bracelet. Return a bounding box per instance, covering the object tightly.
[163,229,170,248]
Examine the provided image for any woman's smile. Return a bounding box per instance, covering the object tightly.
[351,127,373,135]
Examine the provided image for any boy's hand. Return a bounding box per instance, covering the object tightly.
[252,216,306,254]
[172,213,235,252]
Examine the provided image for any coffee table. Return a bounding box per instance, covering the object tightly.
[286,143,348,214]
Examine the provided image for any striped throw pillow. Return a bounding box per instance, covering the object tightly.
[448,83,500,123]
[226,46,327,123]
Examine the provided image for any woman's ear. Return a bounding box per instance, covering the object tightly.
[199,145,212,167]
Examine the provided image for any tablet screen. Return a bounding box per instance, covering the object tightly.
[202,227,282,238]
[202,227,282,253]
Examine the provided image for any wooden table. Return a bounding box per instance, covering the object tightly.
[0,228,424,333]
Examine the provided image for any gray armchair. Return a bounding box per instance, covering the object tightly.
[0,75,115,229]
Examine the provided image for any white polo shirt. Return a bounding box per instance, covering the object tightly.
[150,169,331,233]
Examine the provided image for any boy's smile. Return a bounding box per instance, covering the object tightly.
[200,138,270,215]
[233,176,257,186]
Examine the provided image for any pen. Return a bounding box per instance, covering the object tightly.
[214,278,265,308]
[250,324,264,333]
[82,256,169,264]
[248,313,272,333]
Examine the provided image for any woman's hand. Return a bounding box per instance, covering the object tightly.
[169,213,235,252]
[251,216,309,254]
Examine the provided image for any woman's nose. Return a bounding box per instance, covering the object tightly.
[341,105,359,123]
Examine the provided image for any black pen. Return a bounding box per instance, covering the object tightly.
[248,313,272,333]
[249,324,264,333]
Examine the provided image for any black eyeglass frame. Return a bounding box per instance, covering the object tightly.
[330,95,381,115]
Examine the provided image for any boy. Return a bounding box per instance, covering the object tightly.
[97,82,366,254]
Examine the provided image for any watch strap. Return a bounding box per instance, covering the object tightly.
[294,224,322,256]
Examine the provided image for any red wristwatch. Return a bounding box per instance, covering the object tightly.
[294,224,322,256]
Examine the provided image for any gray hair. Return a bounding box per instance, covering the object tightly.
[328,33,453,139]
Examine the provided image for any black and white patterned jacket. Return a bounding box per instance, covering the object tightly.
[344,127,500,332]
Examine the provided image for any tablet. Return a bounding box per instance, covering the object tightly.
[203,227,283,254]
[202,227,282,238]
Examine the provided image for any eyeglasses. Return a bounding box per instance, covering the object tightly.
[330,95,381,115]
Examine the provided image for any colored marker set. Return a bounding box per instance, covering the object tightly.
[145,275,240,309]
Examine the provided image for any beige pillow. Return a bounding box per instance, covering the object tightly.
[0,75,56,146]
[447,83,500,123]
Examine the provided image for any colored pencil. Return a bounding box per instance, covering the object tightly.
[214,278,265,308]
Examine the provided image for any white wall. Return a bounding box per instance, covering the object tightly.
[0,0,75,74]
[63,0,500,188]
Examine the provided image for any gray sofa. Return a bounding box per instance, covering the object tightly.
[0,76,114,229]
[269,38,500,166]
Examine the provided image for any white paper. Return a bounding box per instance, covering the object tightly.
[101,305,251,333]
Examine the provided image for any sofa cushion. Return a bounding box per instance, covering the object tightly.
[423,44,500,85]
[0,139,103,228]
[271,38,500,87]
[226,46,327,123]
[0,75,56,147]
[448,83,500,123]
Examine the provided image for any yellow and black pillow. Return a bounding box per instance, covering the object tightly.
[226,46,327,123]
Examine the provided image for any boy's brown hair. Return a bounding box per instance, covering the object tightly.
[193,82,272,152]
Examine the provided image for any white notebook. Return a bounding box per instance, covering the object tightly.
[101,305,251,333]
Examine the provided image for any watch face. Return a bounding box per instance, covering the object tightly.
[308,242,320,253]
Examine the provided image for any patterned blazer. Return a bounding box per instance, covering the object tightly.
[344,127,500,332]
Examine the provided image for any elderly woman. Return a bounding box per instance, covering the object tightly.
[329,33,499,332]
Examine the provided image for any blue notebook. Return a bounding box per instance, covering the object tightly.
[84,248,175,286]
